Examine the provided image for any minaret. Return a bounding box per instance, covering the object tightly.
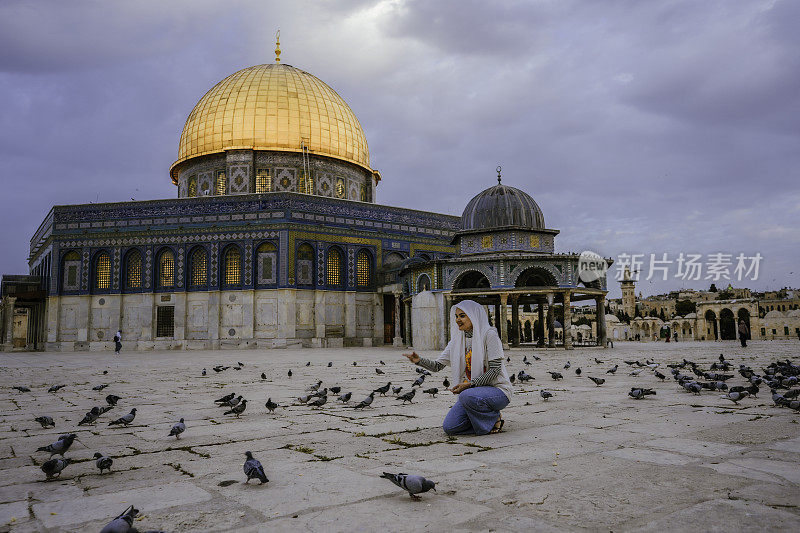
[621,266,636,318]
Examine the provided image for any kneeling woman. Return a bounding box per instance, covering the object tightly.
[403,300,512,435]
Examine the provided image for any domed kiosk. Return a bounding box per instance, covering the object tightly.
[400,169,612,351]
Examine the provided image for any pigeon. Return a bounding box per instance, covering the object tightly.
[306,361,311,366]
[108,408,137,426]
[607,365,618,374]
[682,381,703,394]
[423,387,439,397]
[412,375,426,388]
[105,394,122,406]
[103,370,108,374]
[297,394,313,404]
[380,472,436,500]
[224,399,248,417]
[48,384,66,393]
[564,361,571,370]
[169,418,186,438]
[261,372,267,380]
[202,368,207,376]
[37,434,76,457]
[34,416,55,428]
[213,366,224,373]
[588,376,605,386]
[509,373,516,383]
[266,398,279,412]
[594,358,604,364]
[328,362,333,367]
[518,371,534,382]
[306,381,322,392]
[215,392,235,404]
[308,395,328,407]
[13,386,31,392]
[629,368,643,376]
[723,391,749,404]
[374,382,392,396]
[238,362,245,367]
[353,361,358,366]
[288,369,292,377]
[507,356,511,362]
[94,452,113,473]
[375,368,385,375]
[100,505,138,533]
[338,392,352,403]
[392,386,403,395]
[311,388,328,398]
[330,386,342,394]
[354,392,375,409]
[92,384,109,391]
[443,377,450,388]
[243,451,268,484]
[223,395,243,408]
[380,360,386,365]
[524,360,532,366]
[78,407,102,425]
[575,367,582,376]
[654,371,666,381]
[540,390,553,400]
[41,458,69,479]
[629,387,656,399]
[397,389,416,404]
[548,372,563,381]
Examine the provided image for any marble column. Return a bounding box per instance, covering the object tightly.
[547,294,555,348]
[715,318,721,341]
[404,301,412,348]
[563,291,573,350]
[393,292,403,347]
[2,296,16,350]
[510,296,520,347]
[500,293,509,349]
[596,295,607,348]
[537,302,545,346]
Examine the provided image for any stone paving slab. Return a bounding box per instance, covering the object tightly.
[1,341,799,531]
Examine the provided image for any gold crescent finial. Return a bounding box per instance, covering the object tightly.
[275,30,281,63]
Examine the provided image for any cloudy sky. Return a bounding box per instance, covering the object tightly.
[1,0,798,298]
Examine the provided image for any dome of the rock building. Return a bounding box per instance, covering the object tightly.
[170,63,372,183]
[460,182,545,231]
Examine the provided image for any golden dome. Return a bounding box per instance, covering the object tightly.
[170,63,371,183]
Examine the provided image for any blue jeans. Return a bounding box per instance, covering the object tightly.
[442,386,509,436]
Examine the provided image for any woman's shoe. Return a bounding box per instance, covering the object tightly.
[490,415,504,434]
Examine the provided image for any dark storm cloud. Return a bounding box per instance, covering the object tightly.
[1,0,798,297]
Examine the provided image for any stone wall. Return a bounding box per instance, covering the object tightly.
[45,289,382,351]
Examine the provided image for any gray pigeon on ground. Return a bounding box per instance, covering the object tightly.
[354,392,375,409]
[723,390,749,404]
[266,398,279,412]
[306,380,322,392]
[41,458,69,479]
[629,387,656,399]
[169,418,186,438]
[540,390,553,400]
[105,394,122,406]
[412,375,425,388]
[94,452,113,473]
[380,472,436,499]
[78,406,102,425]
[108,408,137,426]
[37,434,76,457]
[224,399,248,417]
[308,395,328,407]
[34,415,55,428]
[329,386,341,394]
[243,451,268,484]
[328,361,333,367]
[374,382,392,396]
[100,505,138,533]
[214,392,235,404]
[443,377,450,388]
[48,384,66,393]
[13,386,31,392]
[92,384,109,391]
[398,389,416,404]
[223,395,243,408]
[588,376,605,386]
[337,392,352,403]
[548,372,563,380]
[375,368,385,375]
[392,386,403,395]
[607,365,618,374]
[423,387,439,397]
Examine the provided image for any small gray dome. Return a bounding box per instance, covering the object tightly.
[460,183,545,231]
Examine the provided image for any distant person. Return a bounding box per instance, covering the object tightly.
[114,330,122,354]
[738,320,749,348]
[402,300,512,435]
[673,331,678,342]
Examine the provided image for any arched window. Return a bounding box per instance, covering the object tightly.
[326,247,345,287]
[223,246,242,287]
[417,273,431,292]
[356,249,372,288]
[296,243,315,286]
[157,249,175,288]
[62,250,81,292]
[94,251,111,291]
[187,176,197,197]
[256,242,277,286]
[123,249,142,290]
[188,247,208,288]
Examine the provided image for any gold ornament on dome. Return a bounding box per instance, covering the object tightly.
[171,63,372,183]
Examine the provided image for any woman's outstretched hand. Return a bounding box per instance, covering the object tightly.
[450,382,471,394]
[402,352,420,364]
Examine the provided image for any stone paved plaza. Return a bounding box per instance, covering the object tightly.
[1,341,799,532]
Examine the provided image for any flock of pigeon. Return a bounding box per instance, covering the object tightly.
[10,350,799,531]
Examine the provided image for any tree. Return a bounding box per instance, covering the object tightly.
[659,308,667,321]
[635,307,641,318]
[709,283,718,292]
[675,299,696,316]
[574,316,591,327]
[649,309,658,318]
